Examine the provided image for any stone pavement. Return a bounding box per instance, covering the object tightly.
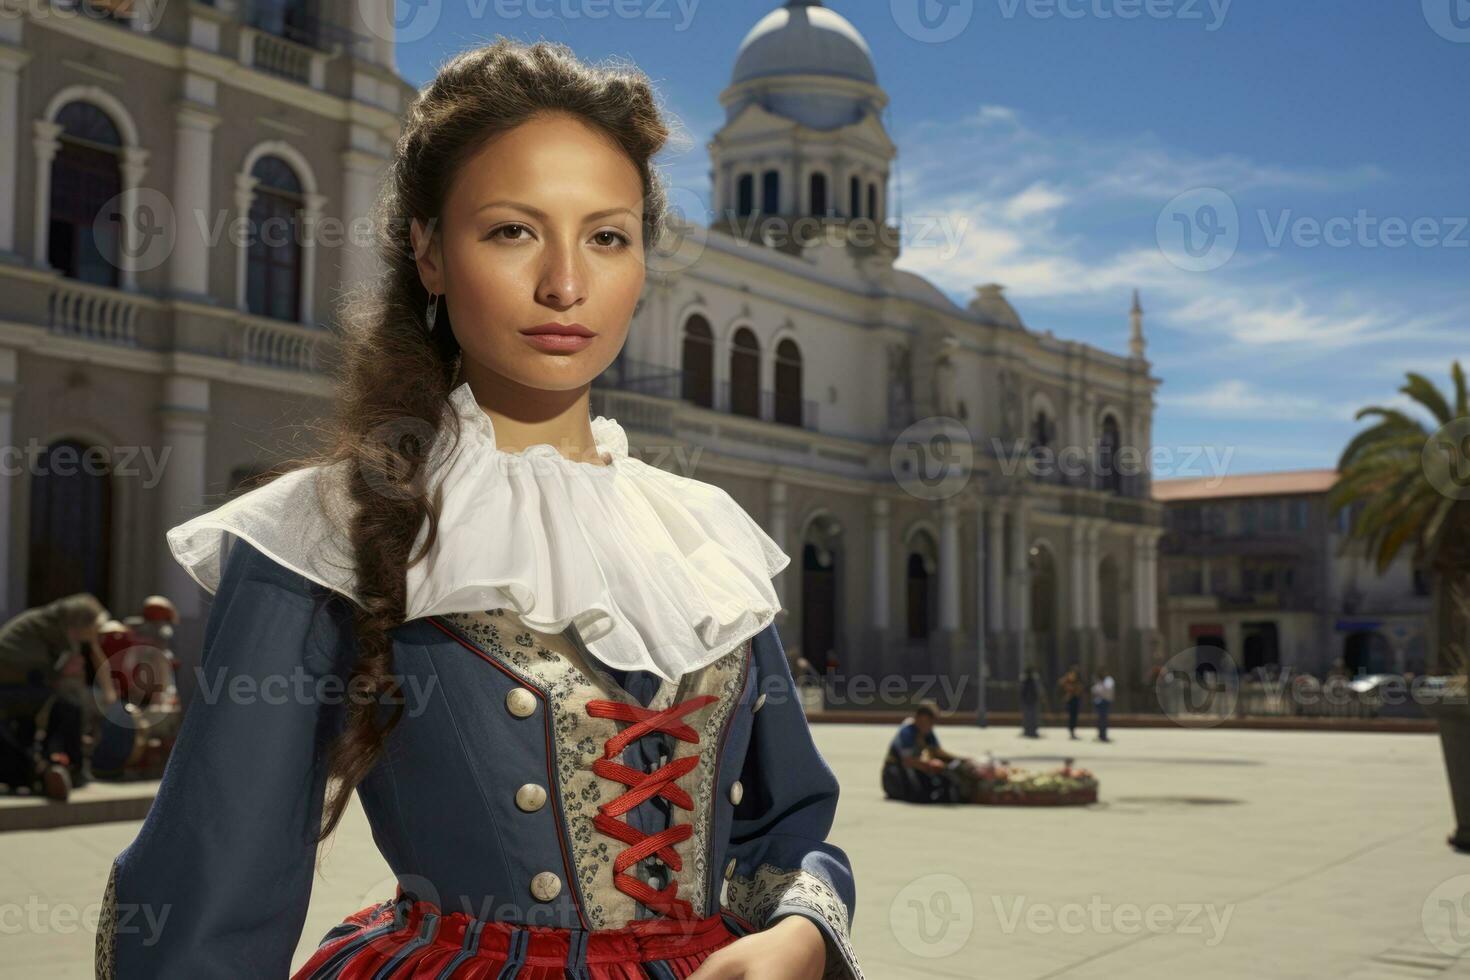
[4,723,1470,978]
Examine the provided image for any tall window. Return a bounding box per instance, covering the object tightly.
[906,548,934,640]
[48,102,123,287]
[866,182,878,222]
[761,170,780,214]
[729,327,760,418]
[1098,414,1123,494]
[680,314,714,408]
[246,155,305,322]
[736,174,754,217]
[809,172,828,216]
[849,175,861,217]
[774,338,803,426]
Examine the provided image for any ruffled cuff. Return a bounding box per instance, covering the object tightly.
[726,863,863,980]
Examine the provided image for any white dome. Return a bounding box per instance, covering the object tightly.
[731,1,877,86]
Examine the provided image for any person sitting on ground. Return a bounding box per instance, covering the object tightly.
[881,701,980,803]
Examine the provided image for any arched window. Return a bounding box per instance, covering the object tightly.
[761,170,781,214]
[729,327,761,419]
[849,175,861,218]
[809,172,828,216]
[736,173,754,217]
[774,337,803,426]
[48,102,123,286]
[866,181,878,222]
[246,155,305,321]
[906,535,938,641]
[28,438,113,607]
[1032,409,1053,449]
[680,314,714,408]
[1098,414,1123,494]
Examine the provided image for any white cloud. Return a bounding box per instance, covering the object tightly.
[1158,379,1328,420]
[1003,182,1068,221]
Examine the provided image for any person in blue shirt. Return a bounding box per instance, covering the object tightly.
[880,702,979,804]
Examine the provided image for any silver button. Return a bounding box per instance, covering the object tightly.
[515,783,547,812]
[505,687,537,718]
[729,780,743,805]
[753,693,767,713]
[724,857,737,880]
[530,871,561,902]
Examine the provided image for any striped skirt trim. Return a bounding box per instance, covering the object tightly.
[291,891,759,979]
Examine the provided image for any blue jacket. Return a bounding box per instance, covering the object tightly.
[95,539,862,978]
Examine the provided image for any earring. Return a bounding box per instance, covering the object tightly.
[425,292,439,333]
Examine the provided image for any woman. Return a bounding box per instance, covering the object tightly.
[95,39,861,980]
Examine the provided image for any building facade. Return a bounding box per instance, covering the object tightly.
[1154,469,1432,678]
[0,0,411,659]
[0,0,1163,706]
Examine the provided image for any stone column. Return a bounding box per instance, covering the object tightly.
[170,99,220,301]
[768,480,789,616]
[1133,532,1152,629]
[986,506,1005,635]
[31,120,62,268]
[0,349,16,617]
[0,41,31,257]
[118,146,149,292]
[156,377,211,619]
[871,496,890,631]
[1086,522,1102,630]
[1142,530,1161,630]
[1070,521,1087,629]
[340,148,386,294]
[232,173,257,310]
[938,499,960,632]
[1010,502,1029,672]
[300,191,325,324]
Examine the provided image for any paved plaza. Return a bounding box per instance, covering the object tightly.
[5,723,1470,978]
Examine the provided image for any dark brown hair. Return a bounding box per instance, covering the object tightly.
[287,37,672,843]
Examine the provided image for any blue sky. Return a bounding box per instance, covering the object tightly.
[394,0,1470,477]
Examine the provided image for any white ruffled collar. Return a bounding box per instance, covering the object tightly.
[165,381,791,683]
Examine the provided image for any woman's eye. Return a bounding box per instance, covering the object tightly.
[490,223,530,241]
[593,230,631,250]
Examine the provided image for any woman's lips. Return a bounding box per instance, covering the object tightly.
[520,332,594,353]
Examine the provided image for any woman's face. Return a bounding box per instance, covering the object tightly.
[413,112,647,396]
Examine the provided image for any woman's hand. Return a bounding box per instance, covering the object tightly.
[688,914,828,979]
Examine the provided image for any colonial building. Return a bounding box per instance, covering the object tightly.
[0,0,411,657]
[0,0,1163,706]
[1154,469,1431,677]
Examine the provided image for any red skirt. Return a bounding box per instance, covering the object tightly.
[292,887,755,979]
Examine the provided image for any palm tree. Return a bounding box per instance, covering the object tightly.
[1330,361,1470,675]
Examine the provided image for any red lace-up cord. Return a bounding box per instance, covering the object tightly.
[585,694,719,921]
